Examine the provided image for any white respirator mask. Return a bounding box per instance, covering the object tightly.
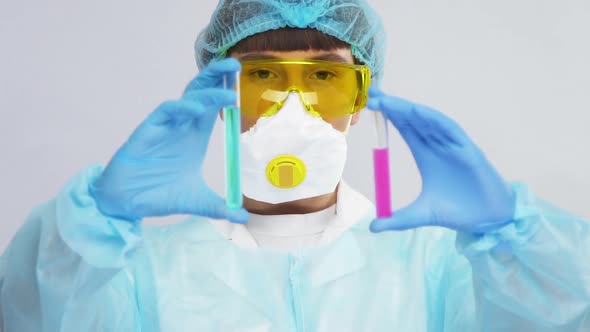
[240,93,348,204]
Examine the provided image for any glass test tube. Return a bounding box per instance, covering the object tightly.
[223,71,243,209]
[373,112,392,218]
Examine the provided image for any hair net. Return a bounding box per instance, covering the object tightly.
[194,0,386,83]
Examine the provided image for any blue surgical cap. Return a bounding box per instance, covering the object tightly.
[194,0,386,83]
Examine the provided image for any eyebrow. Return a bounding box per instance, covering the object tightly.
[309,54,349,63]
[237,53,350,63]
[237,54,280,61]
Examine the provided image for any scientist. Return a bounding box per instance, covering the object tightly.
[1,0,589,331]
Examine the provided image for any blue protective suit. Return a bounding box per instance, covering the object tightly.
[1,165,589,331]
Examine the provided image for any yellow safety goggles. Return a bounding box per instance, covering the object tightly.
[239,59,371,119]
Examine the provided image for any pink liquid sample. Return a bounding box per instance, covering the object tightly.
[373,148,392,218]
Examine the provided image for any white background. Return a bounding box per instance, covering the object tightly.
[1,0,589,251]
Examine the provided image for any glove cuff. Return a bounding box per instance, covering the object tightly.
[55,164,143,268]
[456,182,541,258]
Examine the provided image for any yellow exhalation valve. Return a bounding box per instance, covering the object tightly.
[265,155,307,189]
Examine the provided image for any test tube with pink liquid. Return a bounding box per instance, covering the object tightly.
[373,112,392,218]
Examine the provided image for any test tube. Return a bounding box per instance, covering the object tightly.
[373,112,392,218]
[223,71,243,210]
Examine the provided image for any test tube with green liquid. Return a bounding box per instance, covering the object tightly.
[223,71,243,209]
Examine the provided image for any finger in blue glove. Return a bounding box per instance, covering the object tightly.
[367,88,515,234]
[91,58,249,224]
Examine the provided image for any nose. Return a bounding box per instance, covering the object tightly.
[273,90,319,116]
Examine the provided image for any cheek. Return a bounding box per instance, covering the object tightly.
[241,116,258,133]
[221,110,256,133]
[325,115,352,132]
[350,112,361,125]
[226,93,256,132]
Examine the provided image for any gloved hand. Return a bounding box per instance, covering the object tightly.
[367,88,515,234]
[90,58,249,223]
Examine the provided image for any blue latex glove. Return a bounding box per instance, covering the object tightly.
[90,58,249,223]
[367,88,515,234]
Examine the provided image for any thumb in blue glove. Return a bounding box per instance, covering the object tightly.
[90,58,249,224]
[367,88,515,234]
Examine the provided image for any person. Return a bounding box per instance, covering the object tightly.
[1,0,589,331]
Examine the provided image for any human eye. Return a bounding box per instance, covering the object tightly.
[310,70,336,81]
[250,69,277,80]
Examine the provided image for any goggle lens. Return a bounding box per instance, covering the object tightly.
[239,60,371,120]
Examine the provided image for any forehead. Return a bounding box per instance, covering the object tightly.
[232,49,355,64]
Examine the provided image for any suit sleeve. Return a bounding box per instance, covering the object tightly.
[442,182,590,331]
[0,165,156,332]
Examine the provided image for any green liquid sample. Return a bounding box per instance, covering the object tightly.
[223,106,243,209]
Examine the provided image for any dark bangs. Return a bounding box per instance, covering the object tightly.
[228,28,351,55]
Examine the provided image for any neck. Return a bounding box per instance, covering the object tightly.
[243,188,338,215]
